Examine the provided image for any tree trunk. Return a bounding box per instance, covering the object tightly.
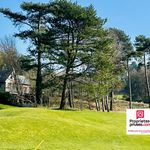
[110,91,114,111]
[70,80,74,108]
[60,67,70,109]
[144,52,150,108]
[105,95,109,112]
[68,89,72,108]
[80,88,83,110]
[60,76,68,109]
[35,50,42,105]
[95,99,99,111]
[127,59,132,109]
[97,99,100,111]
[35,19,42,105]
[145,87,147,103]
[68,79,74,108]
[102,96,105,112]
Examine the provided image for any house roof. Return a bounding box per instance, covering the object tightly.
[0,69,12,83]
[0,69,30,85]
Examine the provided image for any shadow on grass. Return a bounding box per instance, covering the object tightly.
[0,107,9,110]
[0,104,15,110]
[51,107,78,111]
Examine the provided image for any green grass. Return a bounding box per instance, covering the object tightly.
[0,104,150,150]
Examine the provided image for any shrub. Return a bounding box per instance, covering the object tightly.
[0,92,13,105]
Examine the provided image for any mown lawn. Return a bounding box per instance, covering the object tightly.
[0,104,150,150]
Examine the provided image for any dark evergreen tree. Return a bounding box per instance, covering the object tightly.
[0,2,55,104]
[135,35,150,108]
[108,28,134,108]
[46,0,106,109]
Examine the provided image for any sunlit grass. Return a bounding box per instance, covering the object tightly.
[0,105,150,149]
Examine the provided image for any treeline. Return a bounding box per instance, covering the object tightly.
[0,0,150,110]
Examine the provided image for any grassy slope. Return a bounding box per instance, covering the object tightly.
[0,104,150,150]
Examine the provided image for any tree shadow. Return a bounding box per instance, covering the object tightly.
[0,104,14,110]
[51,107,78,111]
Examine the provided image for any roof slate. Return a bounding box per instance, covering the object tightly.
[0,69,12,83]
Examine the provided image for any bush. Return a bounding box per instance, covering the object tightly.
[0,92,13,105]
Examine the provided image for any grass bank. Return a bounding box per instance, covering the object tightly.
[0,104,149,150]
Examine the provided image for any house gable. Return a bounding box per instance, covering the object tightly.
[0,69,13,92]
[5,72,18,94]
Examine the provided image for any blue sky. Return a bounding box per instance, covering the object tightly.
[0,0,150,54]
